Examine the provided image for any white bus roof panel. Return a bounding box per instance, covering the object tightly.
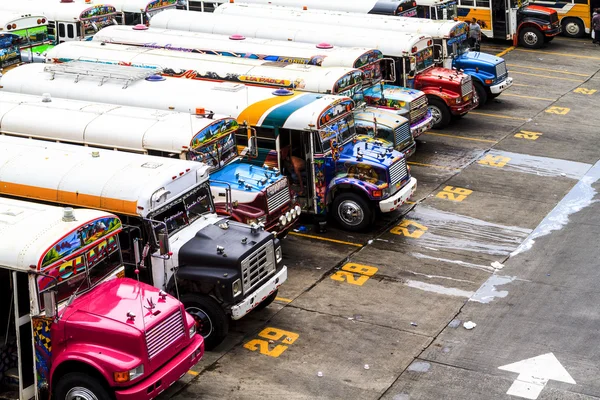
[0,134,208,217]
[0,197,118,271]
[150,9,431,56]
[0,0,117,22]
[0,11,47,27]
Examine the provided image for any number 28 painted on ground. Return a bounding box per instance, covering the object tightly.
[436,186,473,202]
[244,327,299,358]
[330,263,378,286]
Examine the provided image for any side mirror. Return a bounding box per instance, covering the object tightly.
[43,291,57,319]
[158,233,170,256]
[133,238,142,265]
[248,136,258,158]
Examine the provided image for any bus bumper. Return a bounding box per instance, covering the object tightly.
[231,266,288,319]
[450,95,479,116]
[490,77,514,94]
[410,111,434,138]
[379,177,417,213]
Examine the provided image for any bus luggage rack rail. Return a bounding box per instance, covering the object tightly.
[44,61,163,89]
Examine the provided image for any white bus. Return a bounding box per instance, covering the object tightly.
[92,25,433,136]
[150,9,475,128]
[0,0,118,43]
[0,11,51,62]
[47,41,415,156]
[113,0,178,25]
[225,0,419,16]
[218,4,512,104]
[0,134,286,349]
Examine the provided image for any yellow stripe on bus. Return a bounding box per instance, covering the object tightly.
[0,182,139,216]
[237,92,304,126]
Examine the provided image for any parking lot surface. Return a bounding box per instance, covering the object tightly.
[162,37,600,400]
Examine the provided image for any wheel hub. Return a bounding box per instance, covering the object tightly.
[338,200,364,227]
[429,105,442,125]
[523,32,538,46]
[65,387,98,400]
[565,22,579,36]
[187,306,214,338]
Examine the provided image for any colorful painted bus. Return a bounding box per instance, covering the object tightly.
[2,61,415,230]
[92,25,433,137]
[151,9,476,128]
[0,133,286,349]
[0,33,21,69]
[0,196,204,400]
[0,11,51,62]
[224,4,511,104]
[0,0,118,44]
[227,0,419,16]
[531,0,600,37]
[0,89,298,235]
[47,40,416,156]
[113,0,178,25]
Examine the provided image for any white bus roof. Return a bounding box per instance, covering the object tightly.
[93,25,383,70]
[0,11,47,29]
[0,134,209,218]
[227,0,407,14]
[1,62,354,131]
[0,0,118,22]
[0,197,120,272]
[216,3,467,40]
[112,0,176,13]
[150,9,432,56]
[416,0,456,6]
[0,90,236,155]
[47,41,362,94]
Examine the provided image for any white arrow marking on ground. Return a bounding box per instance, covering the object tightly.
[498,353,575,399]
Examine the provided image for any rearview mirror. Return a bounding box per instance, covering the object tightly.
[43,291,57,318]
[133,238,142,265]
[158,233,170,256]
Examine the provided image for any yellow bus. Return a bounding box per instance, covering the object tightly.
[531,0,600,37]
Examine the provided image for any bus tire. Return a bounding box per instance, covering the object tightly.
[561,18,585,38]
[474,81,488,106]
[427,97,451,129]
[332,192,372,231]
[181,293,229,350]
[54,372,111,400]
[253,290,278,312]
[519,27,544,49]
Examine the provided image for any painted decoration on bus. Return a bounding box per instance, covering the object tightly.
[318,99,354,129]
[147,0,177,11]
[189,119,240,167]
[333,71,363,95]
[33,316,52,390]
[448,22,468,44]
[239,75,293,87]
[80,5,118,19]
[313,157,327,214]
[354,50,383,69]
[40,216,122,269]
[162,68,301,89]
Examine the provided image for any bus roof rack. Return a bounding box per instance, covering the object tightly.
[44,61,163,89]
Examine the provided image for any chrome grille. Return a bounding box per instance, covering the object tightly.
[389,158,408,193]
[461,76,473,96]
[495,61,507,79]
[266,181,291,213]
[145,309,185,359]
[394,121,412,146]
[409,95,428,123]
[241,240,276,294]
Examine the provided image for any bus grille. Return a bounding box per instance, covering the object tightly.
[461,76,473,96]
[241,241,276,294]
[409,95,428,123]
[495,61,507,79]
[266,181,291,213]
[146,310,185,359]
[395,121,412,147]
[389,158,408,193]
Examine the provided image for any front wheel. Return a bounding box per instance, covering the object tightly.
[427,97,452,129]
[474,81,488,107]
[332,192,373,231]
[54,372,111,400]
[181,293,229,350]
[562,18,584,38]
[519,27,544,49]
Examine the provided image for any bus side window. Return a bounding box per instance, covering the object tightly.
[67,24,75,39]
[76,23,82,39]
[58,22,66,39]
[459,0,475,6]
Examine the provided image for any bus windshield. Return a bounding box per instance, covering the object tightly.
[0,34,21,68]
[188,120,240,170]
[319,114,357,152]
[414,47,435,73]
[437,2,458,19]
[12,26,49,48]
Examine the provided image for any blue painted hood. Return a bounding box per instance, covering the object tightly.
[338,141,403,168]
[454,51,503,77]
[210,160,282,192]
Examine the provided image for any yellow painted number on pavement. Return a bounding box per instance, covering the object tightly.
[478,154,511,168]
[390,219,428,238]
[244,327,299,358]
[514,131,542,140]
[436,186,473,202]
[545,106,570,115]
[574,88,597,95]
[331,263,379,286]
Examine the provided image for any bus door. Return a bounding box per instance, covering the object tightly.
[57,22,79,43]
[492,0,509,39]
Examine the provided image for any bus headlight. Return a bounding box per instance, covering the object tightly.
[232,279,242,297]
[275,246,283,263]
[285,211,292,223]
[114,364,144,383]
[294,205,301,216]
[189,324,196,338]
[290,208,296,219]
[279,215,287,227]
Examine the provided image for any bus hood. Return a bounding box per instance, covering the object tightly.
[210,160,283,193]
[363,84,425,110]
[416,67,467,91]
[65,277,182,333]
[454,52,504,79]
[338,140,403,168]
